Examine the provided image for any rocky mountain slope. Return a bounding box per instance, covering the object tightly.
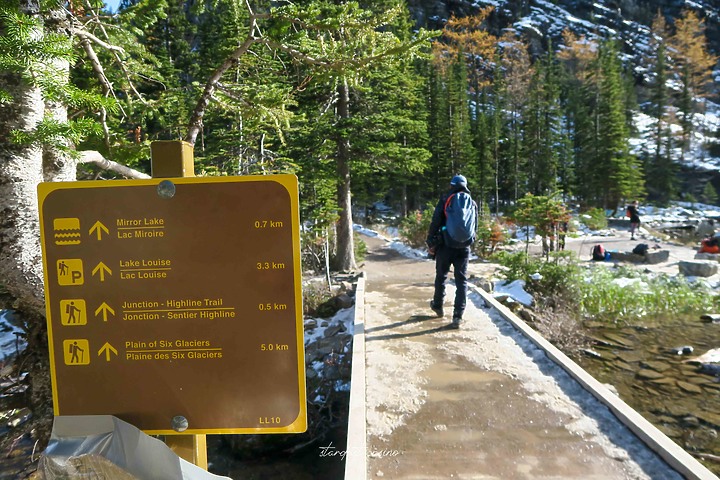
[408,0,720,194]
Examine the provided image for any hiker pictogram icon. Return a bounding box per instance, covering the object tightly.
[63,339,90,365]
[60,299,87,325]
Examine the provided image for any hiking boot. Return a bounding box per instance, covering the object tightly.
[430,300,444,318]
[449,317,462,329]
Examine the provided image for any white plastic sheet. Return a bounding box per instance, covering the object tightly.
[39,415,231,480]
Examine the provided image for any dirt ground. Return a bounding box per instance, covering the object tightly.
[359,227,700,480]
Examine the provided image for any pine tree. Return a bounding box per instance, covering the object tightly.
[447,52,477,174]
[645,12,677,204]
[596,41,643,209]
[430,9,496,201]
[558,29,601,207]
[668,9,717,159]
[491,55,514,210]
[471,90,495,210]
[702,181,718,205]
[427,61,454,196]
[341,48,431,218]
[270,1,434,270]
[524,47,564,196]
[499,30,532,201]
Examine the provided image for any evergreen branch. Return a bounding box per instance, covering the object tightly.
[106,47,149,107]
[256,37,331,67]
[215,82,253,107]
[257,31,431,73]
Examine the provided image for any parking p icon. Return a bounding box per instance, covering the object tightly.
[57,259,84,286]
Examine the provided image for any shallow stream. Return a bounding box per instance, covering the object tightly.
[575,314,720,474]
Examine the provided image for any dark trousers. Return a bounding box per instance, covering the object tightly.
[433,245,470,319]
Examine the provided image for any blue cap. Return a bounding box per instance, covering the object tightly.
[450,174,467,187]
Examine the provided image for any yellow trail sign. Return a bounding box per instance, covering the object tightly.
[38,175,307,435]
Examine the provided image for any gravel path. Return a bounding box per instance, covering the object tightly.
[361,232,689,479]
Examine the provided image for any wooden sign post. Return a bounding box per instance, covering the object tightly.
[150,141,206,468]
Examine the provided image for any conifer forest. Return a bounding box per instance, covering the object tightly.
[1,0,719,443]
[2,0,719,270]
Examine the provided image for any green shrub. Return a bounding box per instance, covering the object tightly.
[492,251,533,282]
[474,205,506,258]
[354,232,367,263]
[303,279,332,316]
[580,208,607,230]
[494,251,720,324]
[493,251,580,301]
[399,203,434,249]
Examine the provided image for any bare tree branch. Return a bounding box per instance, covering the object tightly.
[78,36,116,149]
[78,151,150,179]
[73,28,125,53]
[185,33,259,145]
[79,36,113,93]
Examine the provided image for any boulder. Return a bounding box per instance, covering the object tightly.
[610,250,669,264]
[644,249,670,264]
[671,345,694,355]
[697,220,716,238]
[695,252,720,261]
[323,323,346,338]
[335,293,354,309]
[679,260,719,277]
[686,348,720,364]
[474,278,494,293]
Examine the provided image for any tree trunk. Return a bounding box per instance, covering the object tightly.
[43,10,76,183]
[0,0,72,447]
[0,48,46,318]
[0,36,54,453]
[333,78,356,272]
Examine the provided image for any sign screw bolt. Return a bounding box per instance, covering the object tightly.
[171,415,188,432]
[157,180,176,199]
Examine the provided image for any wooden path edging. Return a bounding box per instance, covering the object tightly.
[472,285,718,480]
[344,273,367,480]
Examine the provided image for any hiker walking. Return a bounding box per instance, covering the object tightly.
[626,200,641,240]
[426,174,478,329]
[558,220,568,251]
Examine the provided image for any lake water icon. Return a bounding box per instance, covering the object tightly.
[53,217,81,245]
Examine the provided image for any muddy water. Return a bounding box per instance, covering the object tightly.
[575,314,720,474]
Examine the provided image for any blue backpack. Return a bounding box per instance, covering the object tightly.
[442,192,477,247]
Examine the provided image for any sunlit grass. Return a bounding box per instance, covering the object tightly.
[580,267,720,322]
[494,252,720,324]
